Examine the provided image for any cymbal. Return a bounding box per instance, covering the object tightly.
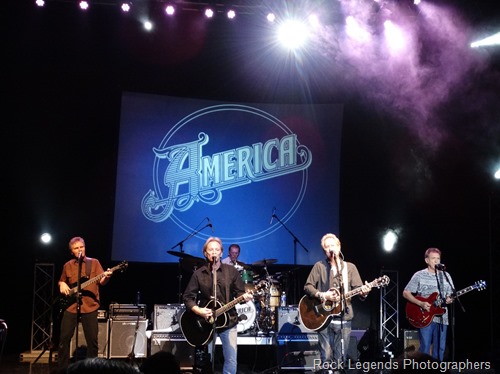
[180,256,206,272]
[236,261,253,270]
[252,258,278,266]
[167,250,199,259]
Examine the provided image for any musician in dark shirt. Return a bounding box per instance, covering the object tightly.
[57,236,112,370]
[304,233,371,373]
[182,237,253,374]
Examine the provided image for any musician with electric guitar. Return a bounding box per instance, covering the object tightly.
[181,236,254,374]
[302,233,373,371]
[403,247,455,362]
[56,236,118,370]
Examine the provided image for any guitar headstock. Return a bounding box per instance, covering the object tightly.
[373,275,390,288]
[115,261,128,273]
[474,280,487,291]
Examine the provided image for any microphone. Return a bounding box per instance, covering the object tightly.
[207,217,214,233]
[212,255,218,263]
[435,263,446,270]
[288,351,319,357]
[270,207,276,225]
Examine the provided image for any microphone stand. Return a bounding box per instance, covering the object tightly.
[210,258,218,374]
[334,256,347,371]
[170,222,212,303]
[441,269,464,361]
[271,213,309,304]
[75,253,83,362]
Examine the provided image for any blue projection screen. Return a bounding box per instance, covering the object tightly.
[112,93,343,265]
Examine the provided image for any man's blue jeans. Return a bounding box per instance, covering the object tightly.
[419,322,447,361]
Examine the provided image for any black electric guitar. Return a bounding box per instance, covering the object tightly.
[298,275,390,332]
[180,282,266,347]
[54,261,128,317]
[406,280,486,328]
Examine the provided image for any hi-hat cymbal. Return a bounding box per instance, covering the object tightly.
[252,258,278,266]
[180,256,206,272]
[236,261,253,270]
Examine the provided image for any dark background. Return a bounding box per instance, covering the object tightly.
[4,0,500,366]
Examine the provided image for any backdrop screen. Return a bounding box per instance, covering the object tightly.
[112,93,343,265]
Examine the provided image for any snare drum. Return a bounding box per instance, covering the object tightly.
[235,300,257,333]
[269,283,281,307]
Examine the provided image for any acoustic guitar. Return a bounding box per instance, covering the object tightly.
[298,275,390,332]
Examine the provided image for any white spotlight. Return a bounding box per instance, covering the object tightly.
[165,5,175,16]
[143,20,153,31]
[79,0,89,10]
[227,9,236,19]
[205,8,214,18]
[40,233,52,244]
[471,32,500,48]
[277,20,308,50]
[35,0,45,7]
[120,2,131,12]
[267,13,276,23]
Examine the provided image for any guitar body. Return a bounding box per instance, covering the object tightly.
[298,295,341,332]
[180,300,229,347]
[298,276,390,332]
[405,292,446,329]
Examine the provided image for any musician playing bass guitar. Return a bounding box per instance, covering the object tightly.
[303,233,372,372]
[182,237,253,374]
[403,247,454,361]
[57,236,113,370]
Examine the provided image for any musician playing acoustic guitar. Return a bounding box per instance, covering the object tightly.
[303,233,372,373]
[403,247,455,361]
[182,237,253,374]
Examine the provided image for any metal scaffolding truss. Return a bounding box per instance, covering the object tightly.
[379,269,399,355]
[30,263,54,352]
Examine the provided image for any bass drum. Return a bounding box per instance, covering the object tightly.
[235,300,257,333]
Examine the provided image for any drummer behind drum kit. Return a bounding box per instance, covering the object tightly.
[167,250,283,336]
[236,258,283,336]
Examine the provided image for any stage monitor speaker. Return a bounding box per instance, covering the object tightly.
[70,320,109,358]
[109,319,148,358]
[404,329,420,357]
[277,306,313,334]
[153,304,185,333]
[150,332,194,370]
[277,333,320,371]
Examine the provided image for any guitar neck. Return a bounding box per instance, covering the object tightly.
[455,285,476,298]
[342,279,377,301]
[215,294,246,318]
[69,263,121,295]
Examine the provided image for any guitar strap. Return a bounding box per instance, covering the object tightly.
[85,257,92,278]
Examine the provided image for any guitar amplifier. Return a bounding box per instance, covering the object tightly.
[276,333,320,370]
[404,330,420,357]
[150,332,194,370]
[277,306,314,334]
[70,320,109,358]
[153,304,185,332]
[109,319,148,358]
[109,303,147,320]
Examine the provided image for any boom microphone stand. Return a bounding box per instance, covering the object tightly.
[170,218,213,303]
[74,252,83,362]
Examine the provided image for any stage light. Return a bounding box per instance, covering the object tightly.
[79,0,89,10]
[227,9,236,19]
[165,4,175,16]
[40,233,52,245]
[120,2,131,12]
[277,19,308,50]
[414,0,421,5]
[143,20,153,31]
[470,32,500,48]
[384,20,406,53]
[267,13,276,23]
[35,0,45,7]
[205,8,214,18]
[346,16,370,43]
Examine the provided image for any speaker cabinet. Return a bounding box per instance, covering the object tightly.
[153,304,185,333]
[109,320,148,358]
[150,332,194,370]
[70,320,109,358]
[277,306,313,334]
[276,334,320,370]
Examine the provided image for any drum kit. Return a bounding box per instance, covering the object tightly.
[167,250,284,335]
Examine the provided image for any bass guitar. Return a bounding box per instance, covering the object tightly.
[405,280,486,328]
[298,275,390,332]
[53,261,128,317]
[180,282,266,347]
